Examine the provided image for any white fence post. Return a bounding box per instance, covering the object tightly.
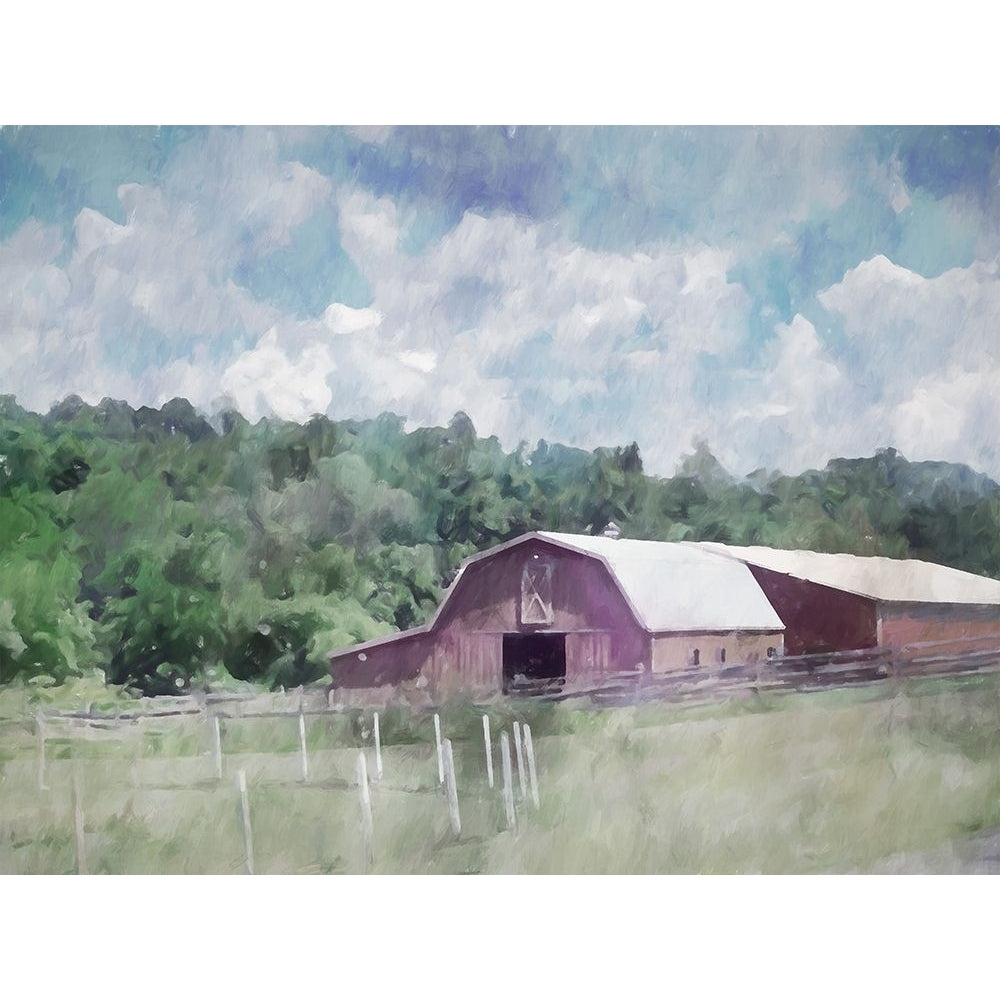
[212,715,223,780]
[483,714,494,789]
[373,711,383,781]
[72,770,87,875]
[357,750,374,868]
[298,710,309,783]
[237,769,254,875]
[500,731,517,832]
[433,713,444,784]
[442,738,461,836]
[131,724,143,790]
[513,721,527,801]
[36,713,47,792]
[523,723,540,810]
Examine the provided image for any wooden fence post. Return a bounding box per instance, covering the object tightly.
[483,714,494,789]
[72,770,87,875]
[442,738,461,836]
[523,723,540,810]
[36,713,47,792]
[357,750,374,868]
[373,711,383,781]
[298,710,309,783]
[212,715,223,781]
[513,721,527,801]
[500,731,517,832]
[131,724,143,790]
[433,713,444,784]
[237,769,254,875]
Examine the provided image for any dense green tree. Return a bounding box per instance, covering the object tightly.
[3,394,1000,693]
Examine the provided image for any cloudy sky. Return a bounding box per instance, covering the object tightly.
[1,125,999,477]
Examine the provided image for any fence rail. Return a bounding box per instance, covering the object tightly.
[10,642,1000,732]
[580,645,1000,706]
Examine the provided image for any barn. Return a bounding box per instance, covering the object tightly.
[328,528,785,697]
[697,543,1000,657]
[329,530,1000,697]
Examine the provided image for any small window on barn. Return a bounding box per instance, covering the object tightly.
[690,648,700,667]
[521,556,554,626]
[718,647,727,664]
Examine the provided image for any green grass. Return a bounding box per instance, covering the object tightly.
[3,672,1000,873]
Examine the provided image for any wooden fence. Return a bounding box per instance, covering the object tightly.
[539,643,1000,707]
[16,693,543,875]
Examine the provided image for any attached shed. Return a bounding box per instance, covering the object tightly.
[694,543,1000,656]
[329,531,785,697]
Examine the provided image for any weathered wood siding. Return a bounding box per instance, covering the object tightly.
[746,565,878,655]
[329,630,430,688]
[331,538,649,693]
[422,629,502,698]
[877,602,1000,652]
[434,539,649,684]
[566,631,614,675]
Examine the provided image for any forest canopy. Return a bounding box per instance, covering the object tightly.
[3,393,1000,694]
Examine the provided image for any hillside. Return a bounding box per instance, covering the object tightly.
[2,393,1000,693]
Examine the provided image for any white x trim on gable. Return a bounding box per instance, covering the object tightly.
[521,559,554,625]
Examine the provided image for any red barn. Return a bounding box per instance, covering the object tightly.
[697,543,1000,657]
[328,531,784,697]
[329,532,1000,697]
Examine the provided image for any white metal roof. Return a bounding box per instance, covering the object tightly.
[535,532,784,632]
[691,542,1000,605]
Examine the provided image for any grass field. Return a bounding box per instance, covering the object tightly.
[3,670,1000,874]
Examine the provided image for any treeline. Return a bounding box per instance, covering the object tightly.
[3,393,1000,694]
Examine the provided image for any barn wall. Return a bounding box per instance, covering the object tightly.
[329,631,432,688]
[566,631,615,676]
[422,629,502,698]
[651,631,783,672]
[877,603,1000,653]
[434,539,650,684]
[330,539,649,693]
[746,565,878,655]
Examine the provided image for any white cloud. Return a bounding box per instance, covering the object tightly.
[398,350,437,373]
[0,128,336,414]
[807,254,1000,474]
[818,255,1000,388]
[719,314,862,474]
[4,128,997,481]
[163,127,333,255]
[73,207,128,259]
[322,303,383,335]
[333,187,756,469]
[890,368,1000,472]
[221,327,334,423]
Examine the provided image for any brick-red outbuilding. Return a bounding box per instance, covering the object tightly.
[329,531,784,697]
[329,534,1000,697]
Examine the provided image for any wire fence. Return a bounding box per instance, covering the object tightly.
[6,692,543,875]
[5,644,1000,873]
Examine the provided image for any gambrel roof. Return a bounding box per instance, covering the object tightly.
[526,532,784,632]
[691,542,1000,605]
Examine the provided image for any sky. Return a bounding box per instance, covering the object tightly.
[1,124,999,478]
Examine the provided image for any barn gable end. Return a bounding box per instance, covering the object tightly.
[329,532,788,696]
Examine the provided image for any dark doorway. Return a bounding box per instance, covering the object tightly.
[502,633,567,694]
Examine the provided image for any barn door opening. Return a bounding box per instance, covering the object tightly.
[502,633,566,695]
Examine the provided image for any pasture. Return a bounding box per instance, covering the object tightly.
[3,670,1000,874]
